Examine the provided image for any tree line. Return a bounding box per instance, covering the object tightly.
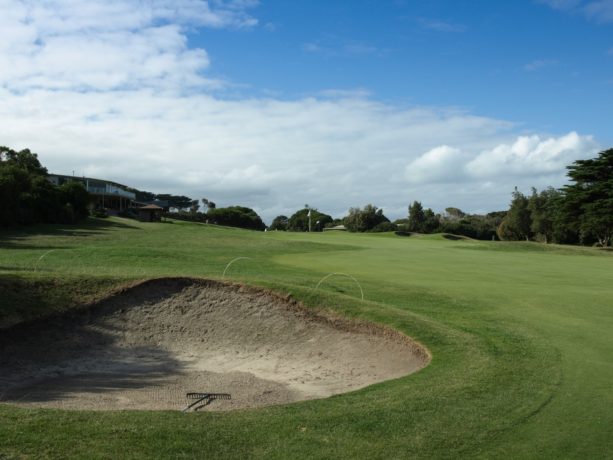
[498,148,612,246]
[169,203,266,231]
[269,148,611,247]
[3,144,610,246]
[0,146,89,226]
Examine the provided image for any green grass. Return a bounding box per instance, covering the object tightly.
[1,217,612,459]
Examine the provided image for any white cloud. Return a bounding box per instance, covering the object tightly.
[466,132,599,178]
[406,146,466,184]
[0,0,256,92]
[0,0,602,222]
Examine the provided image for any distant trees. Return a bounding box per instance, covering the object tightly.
[496,149,612,246]
[201,198,216,211]
[407,201,425,232]
[498,188,532,241]
[444,207,466,221]
[128,188,197,211]
[405,201,440,233]
[562,148,612,247]
[287,207,332,232]
[0,146,90,226]
[343,204,390,232]
[129,188,156,202]
[435,207,502,240]
[269,215,289,231]
[527,187,561,243]
[206,206,266,231]
[155,194,193,211]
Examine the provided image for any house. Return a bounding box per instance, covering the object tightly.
[137,204,163,222]
[48,173,136,213]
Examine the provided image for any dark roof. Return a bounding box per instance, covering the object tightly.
[49,173,131,190]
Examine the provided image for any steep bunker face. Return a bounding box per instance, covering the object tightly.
[0,279,429,411]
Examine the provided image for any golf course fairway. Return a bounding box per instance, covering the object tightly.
[0,217,611,459]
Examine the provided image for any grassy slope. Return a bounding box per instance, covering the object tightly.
[0,218,611,459]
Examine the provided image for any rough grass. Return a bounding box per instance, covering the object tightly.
[0,217,611,459]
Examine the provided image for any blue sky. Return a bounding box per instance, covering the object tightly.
[195,0,612,141]
[1,0,611,221]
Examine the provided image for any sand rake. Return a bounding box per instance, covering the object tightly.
[182,392,231,412]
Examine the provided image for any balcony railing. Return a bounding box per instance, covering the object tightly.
[86,185,135,200]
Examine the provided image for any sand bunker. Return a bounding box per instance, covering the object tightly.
[0,278,428,411]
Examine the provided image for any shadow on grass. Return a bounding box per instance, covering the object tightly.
[0,266,36,272]
[0,275,121,329]
[0,217,141,249]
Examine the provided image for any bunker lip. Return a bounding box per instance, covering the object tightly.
[0,277,430,411]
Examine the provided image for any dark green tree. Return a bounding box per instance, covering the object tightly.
[561,148,613,246]
[528,187,562,243]
[443,207,466,221]
[59,181,90,222]
[269,215,289,231]
[156,194,193,211]
[201,198,216,210]
[343,204,389,232]
[0,146,90,226]
[287,208,332,232]
[206,206,266,231]
[190,200,200,214]
[407,201,425,232]
[499,188,532,241]
[422,208,441,233]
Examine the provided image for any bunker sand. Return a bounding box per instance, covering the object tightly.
[0,278,429,411]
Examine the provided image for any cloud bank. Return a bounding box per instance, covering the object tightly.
[0,0,601,222]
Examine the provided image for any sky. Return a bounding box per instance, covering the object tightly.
[1,0,611,222]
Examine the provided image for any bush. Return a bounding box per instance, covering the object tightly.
[206,206,266,231]
[367,221,397,233]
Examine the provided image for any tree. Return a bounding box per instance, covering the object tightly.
[155,194,193,211]
[269,215,289,231]
[0,146,48,176]
[127,188,156,202]
[190,200,200,214]
[422,208,441,233]
[206,206,266,231]
[443,207,466,221]
[441,211,503,240]
[343,204,389,232]
[528,187,562,244]
[561,148,613,246]
[407,201,425,232]
[0,146,90,226]
[499,188,532,241]
[59,181,90,222]
[201,198,216,210]
[287,208,332,232]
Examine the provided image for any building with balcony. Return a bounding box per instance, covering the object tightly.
[48,174,136,212]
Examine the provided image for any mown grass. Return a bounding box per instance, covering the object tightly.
[0,217,611,459]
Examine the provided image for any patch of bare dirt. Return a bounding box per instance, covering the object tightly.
[0,278,429,411]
